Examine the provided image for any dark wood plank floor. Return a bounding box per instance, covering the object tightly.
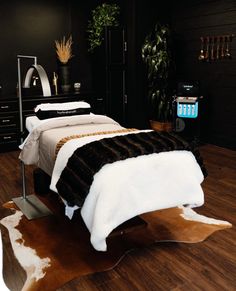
[0,144,235,291]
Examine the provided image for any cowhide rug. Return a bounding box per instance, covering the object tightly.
[0,199,232,291]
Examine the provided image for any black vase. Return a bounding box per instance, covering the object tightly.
[58,63,71,94]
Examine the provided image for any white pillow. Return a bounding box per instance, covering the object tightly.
[34,101,91,120]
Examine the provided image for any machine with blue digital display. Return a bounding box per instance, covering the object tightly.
[173,81,203,143]
[176,97,199,118]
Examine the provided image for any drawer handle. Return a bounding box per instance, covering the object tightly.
[2,119,10,123]
[0,105,10,109]
[3,136,12,140]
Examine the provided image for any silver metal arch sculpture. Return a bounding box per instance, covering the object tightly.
[23,64,51,96]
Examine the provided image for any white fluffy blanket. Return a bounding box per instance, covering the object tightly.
[50,134,204,251]
[81,151,204,251]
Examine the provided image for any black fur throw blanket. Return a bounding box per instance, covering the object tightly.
[56,131,207,207]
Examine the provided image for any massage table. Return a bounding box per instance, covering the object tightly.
[19,102,206,251]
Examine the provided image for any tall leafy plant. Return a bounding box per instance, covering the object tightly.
[87,3,120,52]
[142,23,173,122]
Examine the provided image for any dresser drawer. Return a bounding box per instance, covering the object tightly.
[0,100,18,113]
[0,132,18,143]
[0,115,17,127]
[0,98,19,152]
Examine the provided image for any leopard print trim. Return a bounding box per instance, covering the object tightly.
[55,128,137,157]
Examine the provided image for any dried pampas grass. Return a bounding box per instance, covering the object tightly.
[55,35,73,64]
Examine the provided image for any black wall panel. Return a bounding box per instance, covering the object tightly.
[0,0,73,96]
[171,0,236,149]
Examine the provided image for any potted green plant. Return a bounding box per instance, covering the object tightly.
[87,3,120,52]
[142,23,174,131]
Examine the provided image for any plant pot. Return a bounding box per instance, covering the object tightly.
[150,120,173,132]
[58,63,71,94]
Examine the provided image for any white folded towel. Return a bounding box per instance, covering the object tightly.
[34,101,91,112]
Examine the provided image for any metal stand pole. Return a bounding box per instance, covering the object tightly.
[12,55,52,220]
[21,160,27,199]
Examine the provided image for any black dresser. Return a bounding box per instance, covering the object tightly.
[0,97,19,151]
[0,92,93,152]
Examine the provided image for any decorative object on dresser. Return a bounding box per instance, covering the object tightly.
[18,55,51,97]
[52,72,58,95]
[55,35,73,94]
[74,82,81,94]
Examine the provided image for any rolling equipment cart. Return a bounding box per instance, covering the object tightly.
[173,81,203,144]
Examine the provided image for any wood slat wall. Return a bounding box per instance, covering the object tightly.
[171,0,236,149]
